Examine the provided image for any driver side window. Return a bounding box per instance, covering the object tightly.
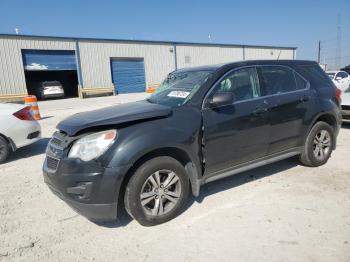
[336,72,346,79]
[214,67,261,102]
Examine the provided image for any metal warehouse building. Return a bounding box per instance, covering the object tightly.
[0,34,296,101]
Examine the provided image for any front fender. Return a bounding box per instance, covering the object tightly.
[99,108,203,196]
[110,124,199,167]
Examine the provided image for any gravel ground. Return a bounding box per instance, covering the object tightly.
[0,93,349,262]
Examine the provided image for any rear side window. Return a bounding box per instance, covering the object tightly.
[338,72,349,78]
[299,64,332,87]
[260,66,298,95]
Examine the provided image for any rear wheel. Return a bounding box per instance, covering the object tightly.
[124,156,189,226]
[0,136,10,164]
[299,121,334,167]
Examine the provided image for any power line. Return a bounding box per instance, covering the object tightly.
[324,55,350,60]
[321,34,350,43]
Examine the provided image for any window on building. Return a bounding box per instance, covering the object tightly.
[185,56,191,64]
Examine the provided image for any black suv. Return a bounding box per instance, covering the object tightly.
[43,60,342,226]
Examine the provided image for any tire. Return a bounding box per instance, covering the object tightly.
[0,136,10,164]
[124,156,190,226]
[299,121,334,167]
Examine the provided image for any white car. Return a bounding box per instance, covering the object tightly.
[0,103,41,163]
[341,86,350,120]
[326,70,350,92]
[37,81,65,100]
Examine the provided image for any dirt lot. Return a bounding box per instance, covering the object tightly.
[1,94,349,262]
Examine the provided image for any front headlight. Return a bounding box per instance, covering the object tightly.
[68,130,117,161]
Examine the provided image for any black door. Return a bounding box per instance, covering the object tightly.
[259,65,316,154]
[202,67,271,175]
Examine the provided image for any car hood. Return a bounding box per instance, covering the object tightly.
[57,100,172,136]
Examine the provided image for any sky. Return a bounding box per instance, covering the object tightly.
[0,0,349,69]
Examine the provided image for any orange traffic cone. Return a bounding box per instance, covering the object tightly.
[24,95,41,120]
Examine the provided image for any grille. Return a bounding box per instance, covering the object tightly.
[50,137,63,147]
[46,156,60,171]
[342,105,350,111]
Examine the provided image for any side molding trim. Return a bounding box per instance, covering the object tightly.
[202,148,302,184]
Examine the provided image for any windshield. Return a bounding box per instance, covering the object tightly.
[43,81,61,87]
[326,73,335,79]
[147,70,212,107]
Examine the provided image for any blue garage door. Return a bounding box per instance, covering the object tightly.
[22,50,76,71]
[111,59,146,94]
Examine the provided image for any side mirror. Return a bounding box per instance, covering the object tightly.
[208,92,234,108]
[335,76,342,81]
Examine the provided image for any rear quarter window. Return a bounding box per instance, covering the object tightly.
[294,73,308,90]
[298,64,333,87]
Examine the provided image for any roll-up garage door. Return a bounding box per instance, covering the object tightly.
[111,59,146,94]
[21,50,79,99]
[22,50,76,71]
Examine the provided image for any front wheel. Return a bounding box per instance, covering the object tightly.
[124,156,190,226]
[299,121,335,167]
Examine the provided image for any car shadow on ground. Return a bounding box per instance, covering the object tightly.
[6,137,50,162]
[96,157,299,228]
[39,116,54,120]
[342,122,350,129]
[95,210,133,228]
[192,157,299,204]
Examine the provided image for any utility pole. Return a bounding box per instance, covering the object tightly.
[318,40,321,63]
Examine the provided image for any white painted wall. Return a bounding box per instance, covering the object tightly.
[78,41,175,87]
[176,45,244,69]
[0,35,296,96]
[244,47,295,60]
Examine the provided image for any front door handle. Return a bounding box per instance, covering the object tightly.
[253,106,268,116]
[300,95,310,102]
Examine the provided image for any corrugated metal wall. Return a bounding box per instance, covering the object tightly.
[0,35,296,97]
[244,47,294,60]
[78,41,175,88]
[176,45,244,69]
[0,36,75,95]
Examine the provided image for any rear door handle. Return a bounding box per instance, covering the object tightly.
[300,95,310,102]
[253,106,268,116]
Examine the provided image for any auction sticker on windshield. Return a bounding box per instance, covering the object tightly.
[167,91,190,98]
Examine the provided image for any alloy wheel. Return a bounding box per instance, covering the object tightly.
[140,170,182,216]
[313,129,331,161]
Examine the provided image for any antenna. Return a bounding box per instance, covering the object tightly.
[277,50,282,60]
